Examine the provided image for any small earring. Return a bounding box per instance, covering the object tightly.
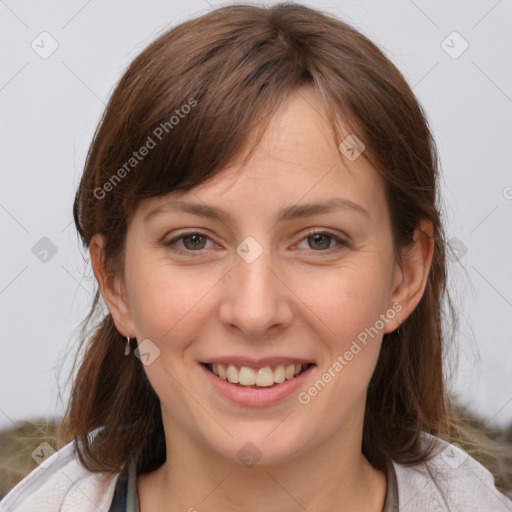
[124,337,131,356]
[396,321,403,337]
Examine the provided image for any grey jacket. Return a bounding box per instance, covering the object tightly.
[1,433,511,511]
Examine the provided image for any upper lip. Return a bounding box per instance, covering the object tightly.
[201,356,316,369]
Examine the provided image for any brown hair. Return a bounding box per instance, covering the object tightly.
[57,1,494,479]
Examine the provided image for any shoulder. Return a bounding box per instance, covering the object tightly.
[0,439,120,512]
[392,433,512,512]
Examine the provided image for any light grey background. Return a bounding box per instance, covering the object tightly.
[1,0,511,432]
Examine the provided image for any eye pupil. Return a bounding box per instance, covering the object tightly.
[184,234,206,250]
[309,233,330,250]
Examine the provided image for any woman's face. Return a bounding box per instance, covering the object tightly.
[101,87,420,466]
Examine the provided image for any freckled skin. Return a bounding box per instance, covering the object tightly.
[91,85,434,512]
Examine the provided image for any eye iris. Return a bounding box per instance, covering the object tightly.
[309,233,330,250]
[183,234,206,250]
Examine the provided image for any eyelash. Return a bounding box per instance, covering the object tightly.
[164,229,350,256]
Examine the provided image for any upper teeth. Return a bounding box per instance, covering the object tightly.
[210,363,305,387]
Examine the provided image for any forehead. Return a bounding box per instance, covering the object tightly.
[136,87,388,225]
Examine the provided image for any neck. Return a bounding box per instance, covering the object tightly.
[138,415,387,512]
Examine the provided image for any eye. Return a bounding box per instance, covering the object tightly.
[296,229,349,252]
[164,229,349,256]
[165,231,215,254]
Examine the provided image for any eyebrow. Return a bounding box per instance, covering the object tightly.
[144,197,370,224]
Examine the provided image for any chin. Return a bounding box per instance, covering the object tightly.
[210,429,307,467]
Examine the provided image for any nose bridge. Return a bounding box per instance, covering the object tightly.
[220,247,292,337]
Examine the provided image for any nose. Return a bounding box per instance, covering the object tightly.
[219,250,293,339]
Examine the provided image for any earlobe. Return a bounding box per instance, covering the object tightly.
[387,218,435,332]
[89,233,135,338]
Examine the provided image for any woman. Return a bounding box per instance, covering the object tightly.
[1,3,510,511]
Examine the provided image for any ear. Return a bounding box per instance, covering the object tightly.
[89,233,136,338]
[384,218,435,333]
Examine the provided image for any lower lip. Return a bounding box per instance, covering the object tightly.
[200,363,315,407]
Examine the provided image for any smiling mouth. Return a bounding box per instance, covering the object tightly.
[201,362,314,388]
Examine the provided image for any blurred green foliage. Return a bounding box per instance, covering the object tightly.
[0,418,60,499]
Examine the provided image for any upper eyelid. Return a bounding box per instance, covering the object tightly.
[165,229,216,245]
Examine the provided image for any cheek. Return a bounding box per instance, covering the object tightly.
[125,262,220,418]
[296,262,390,350]
[293,268,388,429]
[126,258,219,347]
